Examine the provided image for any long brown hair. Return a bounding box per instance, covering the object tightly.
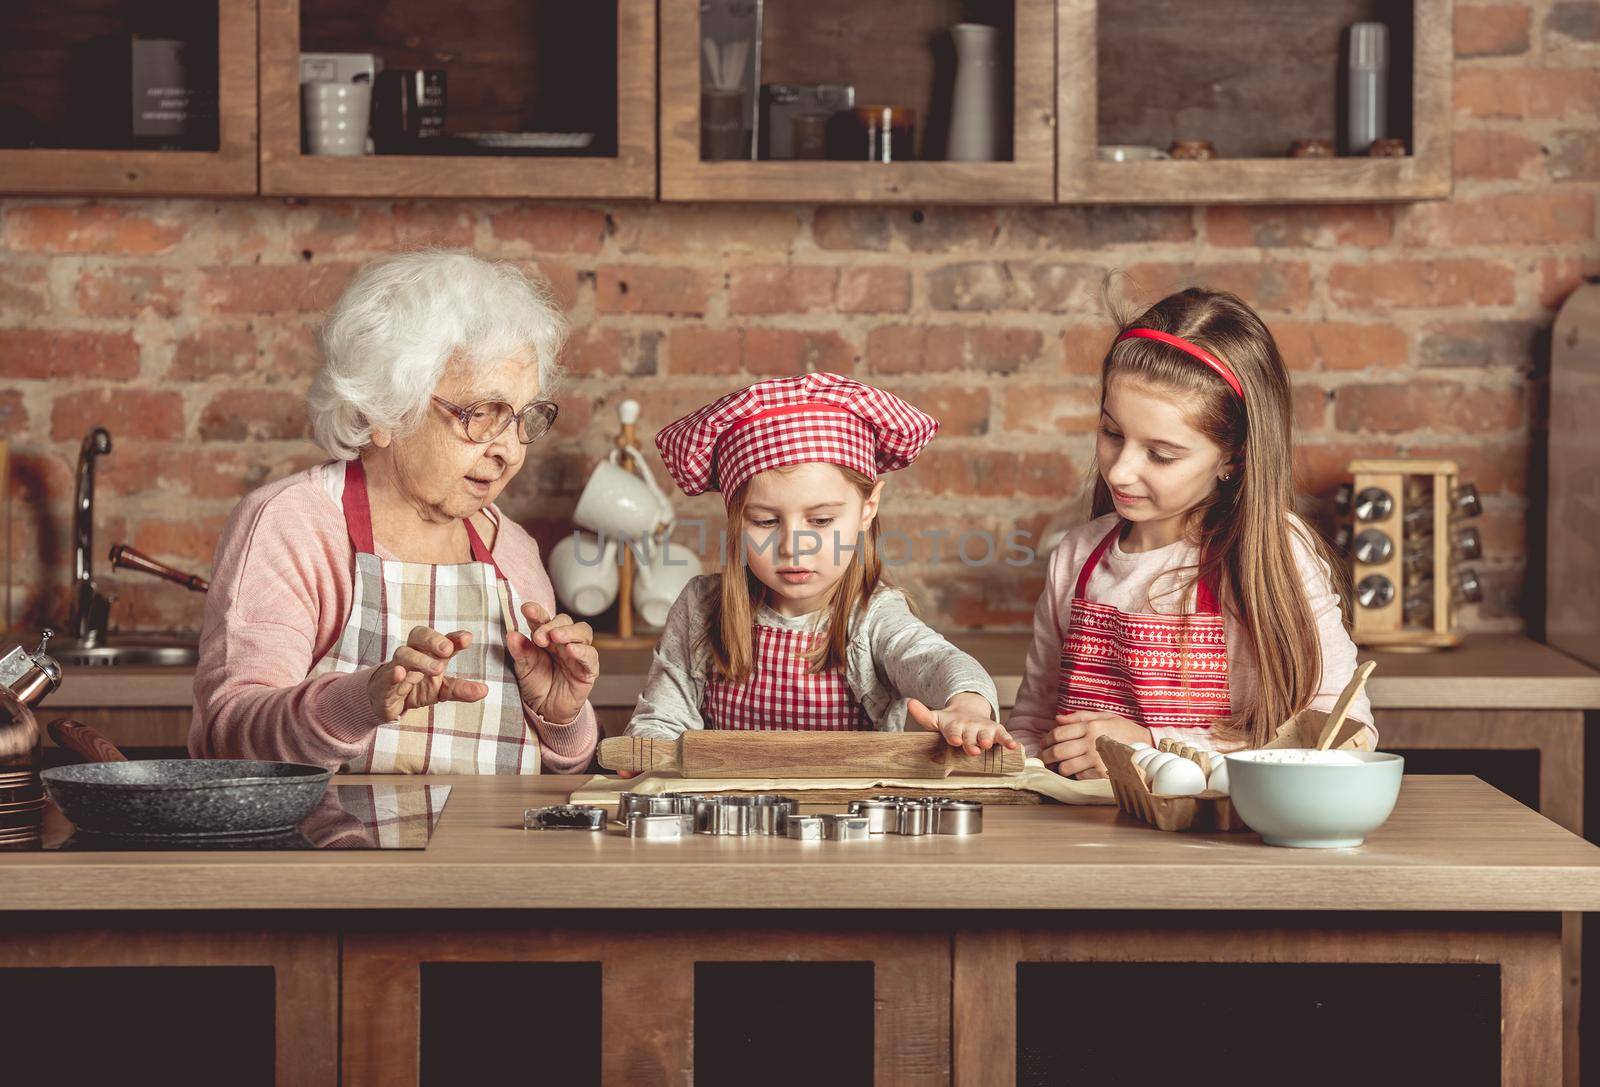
[1091,287,1349,748]
[707,465,885,682]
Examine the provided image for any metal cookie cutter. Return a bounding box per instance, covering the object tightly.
[893,799,936,836]
[626,812,696,840]
[822,813,870,841]
[692,797,754,836]
[784,814,825,841]
[743,794,800,835]
[848,797,902,834]
[931,798,983,836]
[524,805,608,831]
[616,792,688,824]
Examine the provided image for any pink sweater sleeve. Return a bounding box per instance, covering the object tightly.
[189,468,598,774]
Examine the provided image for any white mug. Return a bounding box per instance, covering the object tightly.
[547,532,619,618]
[302,81,372,156]
[633,540,704,629]
[1097,144,1170,163]
[573,449,673,543]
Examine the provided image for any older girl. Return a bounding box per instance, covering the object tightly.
[192,251,599,774]
[1008,287,1373,776]
[626,373,1012,756]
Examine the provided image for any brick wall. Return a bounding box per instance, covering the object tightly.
[2,4,1597,638]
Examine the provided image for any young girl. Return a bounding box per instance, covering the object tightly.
[626,372,1015,755]
[1008,287,1373,777]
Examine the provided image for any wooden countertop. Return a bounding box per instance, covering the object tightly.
[47,633,1600,711]
[5,775,1600,913]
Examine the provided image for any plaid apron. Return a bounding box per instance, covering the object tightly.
[703,624,870,731]
[310,460,539,774]
[1056,523,1232,729]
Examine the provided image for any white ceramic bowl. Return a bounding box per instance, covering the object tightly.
[1224,750,1404,848]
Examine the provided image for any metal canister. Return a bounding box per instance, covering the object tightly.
[848,797,902,834]
[931,798,983,835]
[523,805,608,831]
[822,813,870,841]
[785,814,825,841]
[626,813,695,840]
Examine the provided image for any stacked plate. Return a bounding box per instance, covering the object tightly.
[0,766,45,847]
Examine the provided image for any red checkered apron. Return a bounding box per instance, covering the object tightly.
[1055,523,1232,729]
[703,624,871,731]
[307,460,538,774]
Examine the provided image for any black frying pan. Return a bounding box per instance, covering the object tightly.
[42,720,332,838]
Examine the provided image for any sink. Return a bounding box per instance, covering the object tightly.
[55,633,200,669]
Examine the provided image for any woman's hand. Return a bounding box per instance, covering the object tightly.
[1041,710,1151,778]
[908,693,1020,757]
[509,601,600,725]
[367,626,489,722]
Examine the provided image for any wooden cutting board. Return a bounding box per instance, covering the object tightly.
[597,732,1026,778]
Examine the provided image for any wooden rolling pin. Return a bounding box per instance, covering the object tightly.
[598,732,1026,779]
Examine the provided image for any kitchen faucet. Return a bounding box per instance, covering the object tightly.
[68,427,113,647]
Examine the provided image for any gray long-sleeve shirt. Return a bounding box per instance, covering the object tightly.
[626,573,1000,739]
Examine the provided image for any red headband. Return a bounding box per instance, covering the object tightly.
[1115,328,1245,400]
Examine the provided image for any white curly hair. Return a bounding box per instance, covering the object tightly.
[307,250,569,460]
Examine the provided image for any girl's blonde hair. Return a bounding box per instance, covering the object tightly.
[1093,286,1349,749]
[706,465,885,683]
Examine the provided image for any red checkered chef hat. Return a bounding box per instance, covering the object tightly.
[655,372,940,499]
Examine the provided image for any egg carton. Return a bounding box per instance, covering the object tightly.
[1097,708,1374,833]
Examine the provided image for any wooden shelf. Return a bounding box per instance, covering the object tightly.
[0,0,258,196]
[258,0,655,199]
[1056,0,1452,204]
[659,0,1057,204]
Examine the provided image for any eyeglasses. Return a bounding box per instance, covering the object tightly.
[432,396,560,445]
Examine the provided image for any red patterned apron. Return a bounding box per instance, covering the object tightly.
[1055,523,1231,729]
[703,624,871,731]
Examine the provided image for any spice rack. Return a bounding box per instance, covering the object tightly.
[1337,458,1483,650]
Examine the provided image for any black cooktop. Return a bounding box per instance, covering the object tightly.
[20,783,451,851]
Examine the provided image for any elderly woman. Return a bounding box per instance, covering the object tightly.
[191,251,598,773]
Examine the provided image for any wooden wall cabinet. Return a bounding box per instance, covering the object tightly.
[1057,0,1453,204]
[0,0,1453,204]
[658,0,1059,204]
[0,0,258,196]
[257,0,656,198]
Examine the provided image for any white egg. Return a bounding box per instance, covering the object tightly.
[1133,748,1164,768]
[1149,756,1207,797]
[1206,759,1230,796]
[1140,752,1178,782]
[1129,742,1152,751]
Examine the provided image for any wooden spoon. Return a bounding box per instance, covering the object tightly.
[1315,660,1377,751]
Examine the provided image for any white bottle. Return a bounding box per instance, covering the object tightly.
[1347,22,1389,155]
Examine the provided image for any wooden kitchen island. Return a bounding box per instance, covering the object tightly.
[2,775,1598,1086]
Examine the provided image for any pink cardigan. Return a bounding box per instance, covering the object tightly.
[189,463,598,773]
